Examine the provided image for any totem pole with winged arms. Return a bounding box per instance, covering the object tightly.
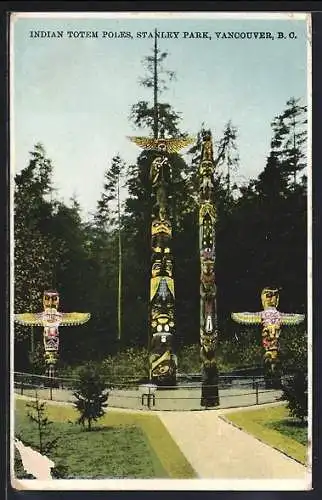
[15,290,90,378]
[129,132,194,385]
[198,131,220,407]
[231,287,305,386]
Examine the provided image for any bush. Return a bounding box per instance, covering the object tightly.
[279,326,307,373]
[73,363,109,431]
[101,347,150,384]
[176,344,200,373]
[281,370,308,422]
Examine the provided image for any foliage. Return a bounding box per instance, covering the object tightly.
[14,92,307,374]
[26,395,60,455]
[73,363,109,430]
[101,347,150,384]
[129,43,183,136]
[281,371,308,423]
[266,418,307,446]
[176,344,200,373]
[279,324,308,422]
[28,340,46,375]
[279,325,307,373]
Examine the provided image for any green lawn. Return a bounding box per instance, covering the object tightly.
[223,404,308,465]
[14,397,196,479]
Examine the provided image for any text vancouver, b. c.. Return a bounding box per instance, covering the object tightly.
[28,30,297,41]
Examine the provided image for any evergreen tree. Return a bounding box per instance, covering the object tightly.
[221,97,307,344]
[129,32,182,137]
[73,363,109,431]
[270,97,307,186]
[26,396,59,454]
[89,155,126,348]
[14,144,62,369]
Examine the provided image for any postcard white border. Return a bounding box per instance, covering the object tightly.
[9,10,313,492]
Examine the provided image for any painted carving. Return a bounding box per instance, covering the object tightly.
[15,290,90,378]
[231,287,305,384]
[129,132,194,385]
[199,131,220,407]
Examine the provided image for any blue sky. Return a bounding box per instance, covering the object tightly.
[12,13,309,220]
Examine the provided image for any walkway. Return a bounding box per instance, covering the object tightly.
[159,408,308,480]
[14,394,310,486]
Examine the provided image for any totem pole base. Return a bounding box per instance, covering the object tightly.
[200,365,220,408]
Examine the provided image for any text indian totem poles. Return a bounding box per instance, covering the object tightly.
[129,133,193,385]
[232,287,305,385]
[15,290,90,378]
[198,131,220,407]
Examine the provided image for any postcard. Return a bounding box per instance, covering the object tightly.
[9,11,312,491]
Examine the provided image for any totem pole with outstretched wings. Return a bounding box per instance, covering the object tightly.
[231,287,305,385]
[129,132,194,385]
[15,290,90,378]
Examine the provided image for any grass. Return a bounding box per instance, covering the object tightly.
[14,397,196,479]
[224,404,308,465]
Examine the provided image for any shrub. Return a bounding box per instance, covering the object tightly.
[26,395,59,455]
[281,370,308,422]
[73,363,109,431]
[101,347,150,384]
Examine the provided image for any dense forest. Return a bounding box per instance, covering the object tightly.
[14,45,307,375]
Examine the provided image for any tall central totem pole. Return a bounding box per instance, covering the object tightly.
[129,133,193,385]
[199,131,220,407]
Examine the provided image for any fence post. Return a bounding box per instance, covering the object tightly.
[255,381,259,405]
[48,375,53,401]
[20,379,24,395]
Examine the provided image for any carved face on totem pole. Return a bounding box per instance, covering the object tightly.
[200,331,218,369]
[200,331,217,352]
[151,219,172,253]
[150,155,172,187]
[261,287,280,309]
[43,290,60,312]
[201,259,215,287]
[200,203,216,250]
[199,161,214,200]
[201,132,214,161]
[150,332,177,380]
[150,275,175,336]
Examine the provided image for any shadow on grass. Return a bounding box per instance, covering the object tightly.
[265,418,307,446]
[75,424,137,433]
[281,419,307,428]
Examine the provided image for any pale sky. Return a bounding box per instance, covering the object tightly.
[11,13,309,220]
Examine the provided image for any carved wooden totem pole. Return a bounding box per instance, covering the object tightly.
[15,290,90,379]
[199,131,220,407]
[231,287,305,386]
[129,132,193,385]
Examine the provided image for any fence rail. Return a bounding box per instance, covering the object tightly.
[13,371,285,411]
